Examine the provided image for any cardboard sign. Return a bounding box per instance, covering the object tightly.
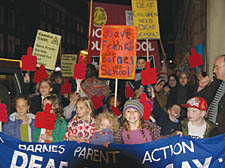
[61,54,77,77]
[132,0,160,39]
[33,29,61,70]
[99,25,137,79]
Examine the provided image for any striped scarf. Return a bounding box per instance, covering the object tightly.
[207,81,225,123]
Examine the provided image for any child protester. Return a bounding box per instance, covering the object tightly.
[114,99,176,144]
[33,94,67,142]
[177,96,219,139]
[91,111,120,146]
[3,95,35,142]
[30,78,53,114]
[64,97,96,143]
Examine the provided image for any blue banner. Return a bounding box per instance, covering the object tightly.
[0,132,225,168]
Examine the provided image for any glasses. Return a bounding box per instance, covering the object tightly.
[213,63,225,70]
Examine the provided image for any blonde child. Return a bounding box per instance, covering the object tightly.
[3,95,35,142]
[91,111,120,145]
[179,97,219,138]
[30,78,53,114]
[33,94,67,142]
[64,97,96,143]
[114,99,176,144]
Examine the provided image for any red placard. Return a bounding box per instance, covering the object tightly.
[73,55,87,80]
[99,25,137,79]
[0,104,8,122]
[188,48,204,68]
[141,62,157,85]
[60,79,72,95]
[34,103,56,130]
[21,47,37,71]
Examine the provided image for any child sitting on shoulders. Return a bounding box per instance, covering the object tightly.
[177,96,219,139]
[64,97,96,143]
[91,111,120,146]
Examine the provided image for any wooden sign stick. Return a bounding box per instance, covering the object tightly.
[114,78,118,107]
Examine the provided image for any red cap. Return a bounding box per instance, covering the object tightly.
[182,97,208,111]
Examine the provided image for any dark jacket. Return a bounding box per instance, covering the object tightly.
[30,95,42,114]
[196,78,225,134]
[176,119,219,138]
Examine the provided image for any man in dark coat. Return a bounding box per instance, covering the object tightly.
[196,55,225,134]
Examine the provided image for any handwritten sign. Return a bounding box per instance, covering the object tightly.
[132,0,160,39]
[61,54,77,77]
[99,25,137,79]
[33,29,61,70]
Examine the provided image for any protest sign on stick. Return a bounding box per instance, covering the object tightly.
[132,0,160,40]
[99,25,137,108]
[73,55,87,93]
[34,103,56,143]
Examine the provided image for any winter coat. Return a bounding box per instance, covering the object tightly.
[3,112,35,142]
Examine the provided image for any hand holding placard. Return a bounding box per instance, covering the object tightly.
[141,62,157,85]
[22,47,37,71]
[188,48,204,68]
[73,56,86,93]
[60,79,71,95]
[0,103,8,132]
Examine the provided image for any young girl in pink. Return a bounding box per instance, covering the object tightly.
[114,99,175,144]
[64,97,96,143]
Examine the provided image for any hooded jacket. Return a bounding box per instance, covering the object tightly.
[3,112,35,142]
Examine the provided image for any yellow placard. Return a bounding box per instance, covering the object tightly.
[33,30,61,70]
[132,0,160,39]
[61,54,77,77]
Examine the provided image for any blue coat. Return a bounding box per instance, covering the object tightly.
[2,112,35,142]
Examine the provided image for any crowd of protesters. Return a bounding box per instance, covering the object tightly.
[1,55,225,145]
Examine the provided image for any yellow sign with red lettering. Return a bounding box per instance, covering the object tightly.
[99,25,137,79]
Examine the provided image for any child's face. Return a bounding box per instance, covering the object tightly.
[109,97,120,107]
[43,99,55,113]
[39,81,53,97]
[16,98,29,116]
[168,105,181,119]
[137,59,146,69]
[187,107,205,121]
[179,74,188,86]
[168,76,177,88]
[155,81,165,92]
[99,118,110,130]
[76,101,90,120]
[124,108,140,124]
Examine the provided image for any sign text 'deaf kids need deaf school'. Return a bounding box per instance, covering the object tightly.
[99,25,137,80]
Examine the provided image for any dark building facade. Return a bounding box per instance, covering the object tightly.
[0,0,89,60]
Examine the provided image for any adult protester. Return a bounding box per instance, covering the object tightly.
[196,55,225,134]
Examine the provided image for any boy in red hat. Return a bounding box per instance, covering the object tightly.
[176,97,219,139]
